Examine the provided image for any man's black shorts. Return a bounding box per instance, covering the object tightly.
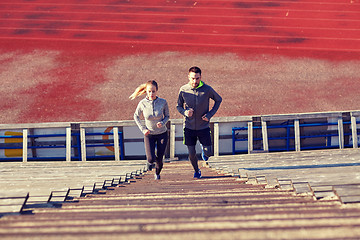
[183,127,212,146]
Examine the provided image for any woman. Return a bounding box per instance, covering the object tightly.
[130,80,169,180]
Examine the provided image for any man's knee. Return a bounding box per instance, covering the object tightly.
[202,145,212,157]
[187,145,197,159]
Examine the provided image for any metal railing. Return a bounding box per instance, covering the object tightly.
[0,122,125,162]
[1,110,360,162]
[232,111,360,154]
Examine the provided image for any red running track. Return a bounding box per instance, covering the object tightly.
[1,0,360,55]
[0,0,360,123]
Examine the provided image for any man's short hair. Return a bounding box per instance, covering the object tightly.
[189,66,201,75]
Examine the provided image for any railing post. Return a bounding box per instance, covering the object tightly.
[294,119,301,152]
[351,116,358,148]
[113,127,120,161]
[261,119,269,152]
[170,123,176,159]
[22,129,28,163]
[232,128,235,155]
[338,118,344,149]
[80,127,87,161]
[214,122,219,157]
[66,127,71,161]
[247,121,253,154]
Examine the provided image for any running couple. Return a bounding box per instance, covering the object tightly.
[130,66,222,180]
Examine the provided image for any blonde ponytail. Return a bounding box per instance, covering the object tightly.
[129,80,158,100]
[129,83,147,100]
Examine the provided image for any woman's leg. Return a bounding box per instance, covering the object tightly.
[144,134,156,169]
[154,132,168,175]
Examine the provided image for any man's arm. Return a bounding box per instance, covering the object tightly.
[177,92,193,117]
[176,90,186,116]
[205,87,222,120]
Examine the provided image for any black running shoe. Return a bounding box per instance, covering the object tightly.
[147,162,155,171]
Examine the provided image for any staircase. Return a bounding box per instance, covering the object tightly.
[1,161,360,239]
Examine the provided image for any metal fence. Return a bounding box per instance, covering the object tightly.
[1,110,360,162]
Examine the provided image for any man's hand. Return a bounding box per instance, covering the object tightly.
[202,115,209,121]
[143,130,150,136]
[157,122,163,128]
[186,108,194,117]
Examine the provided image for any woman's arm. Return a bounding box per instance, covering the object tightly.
[133,102,148,134]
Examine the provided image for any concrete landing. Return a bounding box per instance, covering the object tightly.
[208,149,360,203]
[1,161,360,239]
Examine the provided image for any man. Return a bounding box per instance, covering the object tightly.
[176,66,222,178]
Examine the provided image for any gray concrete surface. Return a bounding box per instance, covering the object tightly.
[208,149,360,203]
[0,160,147,214]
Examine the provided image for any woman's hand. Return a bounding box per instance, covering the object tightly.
[143,130,150,136]
[157,122,163,128]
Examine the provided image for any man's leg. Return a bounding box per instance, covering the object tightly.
[184,128,201,178]
[187,145,199,172]
[201,145,212,161]
[199,128,213,161]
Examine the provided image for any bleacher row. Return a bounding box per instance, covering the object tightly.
[207,148,360,204]
[0,160,147,215]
